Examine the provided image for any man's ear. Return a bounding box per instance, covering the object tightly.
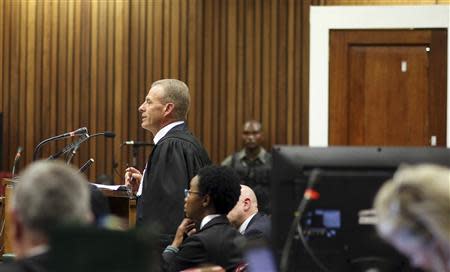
[163,102,175,117]
[242,198,251,212]
[202,194,211,208]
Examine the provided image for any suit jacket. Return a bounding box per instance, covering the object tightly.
[137,124,211,240]
[245,212,271,242]
[0,252,49,272]
[163,215,243,272]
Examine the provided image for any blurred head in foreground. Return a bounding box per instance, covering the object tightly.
[374,164,450,272]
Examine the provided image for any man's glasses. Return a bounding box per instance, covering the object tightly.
[184,189,201,198]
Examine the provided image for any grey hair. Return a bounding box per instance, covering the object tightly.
[152,79,190,120]
[13,160,91,234]
[374,164,450,269]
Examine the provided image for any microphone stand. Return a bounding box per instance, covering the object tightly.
[48,134,89,160]
[33,127,88,161]
[66,132,115,164]
[280,169,326,272]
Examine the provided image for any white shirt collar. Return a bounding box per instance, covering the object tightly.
[24,244,49,258]
[239,212,257,234]
[200,214,221,230]
[153,121,185,144]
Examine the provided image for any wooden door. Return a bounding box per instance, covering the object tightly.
[329,30,447,146]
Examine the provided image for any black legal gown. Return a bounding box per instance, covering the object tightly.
[136,123,211,243]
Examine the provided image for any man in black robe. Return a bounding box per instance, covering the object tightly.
[125,79,211,247]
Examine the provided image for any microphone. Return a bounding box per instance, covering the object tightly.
[11,146,23,177]
[280,169,323,272]
[33,127,89,161]
[65,131,115,164]
[122,141,153,147]
[79,158,94,173]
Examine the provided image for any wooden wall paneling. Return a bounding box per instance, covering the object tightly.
[138,0,147,169]
[269,0,278,147]
[72,0,81,167]
[153,1,163,94]
[261,0,271,150]
[170,0,180,79]
[48,0,58,160]
[162,0,170,78]
[144,0,154,129]
[105,1,115,178]
[244,0,255,121]
[211,1,221,161]
[278,0,288,145]
[195,0,204,138]
[97,0,107,177]
[65,0,74,157]
[287,0,295,144]
[115,0,129,180]
[1,0,10,170]
[236,0,245,148]
[89,0,98,177]
[225,0,237,159]
[57,0,68,163]
[79,0,90,172]
[218,0,228,161]
[300,1,310,144]
[0,0,4,170]
[253,0,262,122]
[187,0,197,135]
[18,1,26,166]
[180,0,188,82]
[1,0,314,175]
[25,0,36,166]
[128,0,139,169]
[9,1,19,168]
[202,0,213,157]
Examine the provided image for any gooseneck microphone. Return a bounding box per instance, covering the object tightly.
[280,169,327,272]
[65,131,115,164]
[33,127,88,161]
[79,158,94,173]
[11,146,23,177]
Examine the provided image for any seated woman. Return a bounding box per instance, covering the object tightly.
[162,165,243,272]
[374,164,450,272]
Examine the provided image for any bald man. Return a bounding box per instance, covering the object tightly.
[227,185,271,242]
[222,120,272,214]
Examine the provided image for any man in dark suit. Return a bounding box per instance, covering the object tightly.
[227,185,271,242]
[0,161,92,272]
[162,166,243,271]
[124,79,211,247]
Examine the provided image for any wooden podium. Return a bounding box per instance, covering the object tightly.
[0,178,136,255]
[1,178,15,255]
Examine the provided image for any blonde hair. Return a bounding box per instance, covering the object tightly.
[374,164,450,270]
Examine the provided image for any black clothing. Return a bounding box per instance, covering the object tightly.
[0,253,49,272]
[163,215,243,272]
[223,149,272,214]
[245,212,271,242]
[137,124,211,238]
[89,185,110,225]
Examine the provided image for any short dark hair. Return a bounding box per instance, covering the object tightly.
[197,165,241,214]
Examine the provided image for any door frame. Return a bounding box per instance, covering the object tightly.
[309,5,450,147]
